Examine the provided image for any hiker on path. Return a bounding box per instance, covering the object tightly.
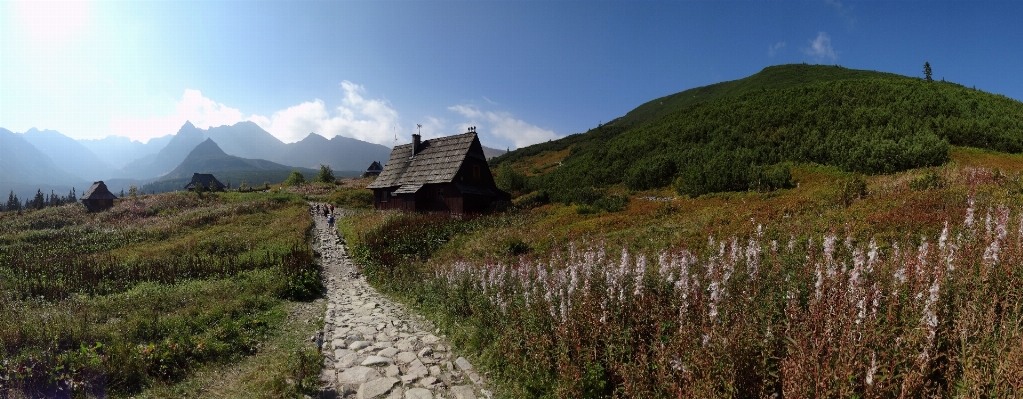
[328,214,335,228]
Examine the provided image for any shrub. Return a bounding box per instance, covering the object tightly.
[513,190,549,209]
[495,164,527,194]
[314,164,335,184]
[910,170,944,191]
[838,174,868,207]
[285,171,306,186]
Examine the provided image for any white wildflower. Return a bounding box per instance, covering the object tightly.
[965,196,975,228]
[866,351,878,386]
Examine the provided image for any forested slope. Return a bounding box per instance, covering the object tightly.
[493,64,1023,200]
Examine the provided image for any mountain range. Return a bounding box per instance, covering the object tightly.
[1,121,509,201]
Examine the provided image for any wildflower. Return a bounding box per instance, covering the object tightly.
[634,254,646,298]
[867,239,879,271]
[866,351,878,386]
[939,221,949,250]
[747,235,762,278]
[849,247,865,295]
[871,284,881,319]
[823,234,837,267]
[996,205,1009,242]
[814,263,824,300]
[917,237,929,271]
[965,196,975,228]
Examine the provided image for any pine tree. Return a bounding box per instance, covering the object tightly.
[33,189,45,210]
[7,190,18,211]
[923,62,933,82]
[315,164,335,183]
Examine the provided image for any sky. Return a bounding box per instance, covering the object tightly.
[2,1,1022,150]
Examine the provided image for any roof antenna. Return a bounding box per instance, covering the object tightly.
[417,124,422,135]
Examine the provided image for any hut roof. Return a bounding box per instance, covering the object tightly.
[184,173,226,191]
[367,132,486,189]
[81,181,117,200]
[366,161,384,172]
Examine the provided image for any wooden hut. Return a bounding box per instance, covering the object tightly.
[363,161,384,177]
[184,173,225,191]
[367,130,510,214]
[80,181,117,212]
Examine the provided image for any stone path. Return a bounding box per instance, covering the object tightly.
[311,204,493,399]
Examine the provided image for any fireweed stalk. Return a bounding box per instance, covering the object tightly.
[428,196,1023,397]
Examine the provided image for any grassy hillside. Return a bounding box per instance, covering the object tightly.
[0,191,323,397]
[341,149,1023,397]
[493,64,1023,201]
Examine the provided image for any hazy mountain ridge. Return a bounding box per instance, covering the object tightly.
[79,134,173,169]
[20,128,120,182]
[161,138,316,180]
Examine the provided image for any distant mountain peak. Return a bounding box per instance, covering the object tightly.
[182,121,196,129]
[301,132,328,142]
[189,138,228,158]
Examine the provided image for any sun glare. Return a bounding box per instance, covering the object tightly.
[13,0,91,44]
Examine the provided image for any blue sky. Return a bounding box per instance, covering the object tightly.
[2,1,1022,150]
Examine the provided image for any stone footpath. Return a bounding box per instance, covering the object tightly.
[311,204,492,399]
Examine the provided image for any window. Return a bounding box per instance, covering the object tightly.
[473,165,481,180]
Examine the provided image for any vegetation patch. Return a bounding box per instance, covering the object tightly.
[492,64,1023,201]
[0,191,322,397]
[342,156,1023,397]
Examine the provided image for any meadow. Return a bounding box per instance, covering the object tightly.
[339,151,1023,397]
[0,190,323,398]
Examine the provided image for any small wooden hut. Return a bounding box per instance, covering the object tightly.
[367,130,509,214]
[184,173,225,191]
[363,161,384,177]
[81,181,117,212]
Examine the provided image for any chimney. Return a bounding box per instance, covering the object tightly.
[411,134,421,157]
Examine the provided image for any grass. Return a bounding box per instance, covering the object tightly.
[0,190,323,398]
[341,148,1023,397]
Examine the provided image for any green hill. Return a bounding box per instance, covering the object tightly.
[140,139,325,193]
[493,64,1023,200]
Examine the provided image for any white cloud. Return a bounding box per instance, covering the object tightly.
[251,81,400,145]
[111,89,248,142]
[768,41,786,57]
[802,32,838,62]
[447,104,559,149]
[112,82,403,144]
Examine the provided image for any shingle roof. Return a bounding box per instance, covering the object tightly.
[366,161,384,172]
[367,132,486,189]
[81,181,117,200]
[184,173,226,191]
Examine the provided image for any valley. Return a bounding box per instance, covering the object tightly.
[3,64,1023,397]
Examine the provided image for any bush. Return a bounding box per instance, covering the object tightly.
[624,156,677,190]
[513,191,549,209]
[500,237,531,257]
[838,174,868,207]
[495,164,527,193]
[285,171,306,186]
[910,170,944,191]
[314,164,335,184]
